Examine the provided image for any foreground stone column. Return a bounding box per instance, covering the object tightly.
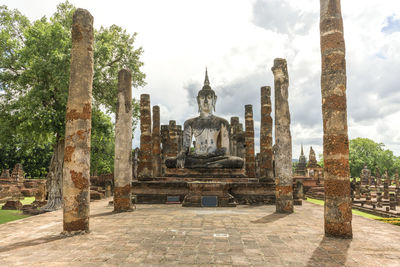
[114,69,133,212]
[245,105,255,177]
[138,94,153,179]
[260,86,274,181]
[152,106,161,177]
[63,9,94,234]
[272,58,293,213]
[320,0,352,238]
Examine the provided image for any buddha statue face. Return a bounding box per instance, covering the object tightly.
[197,91,216,114]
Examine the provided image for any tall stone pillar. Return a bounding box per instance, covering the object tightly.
[230,117,239,157]
[272,58,293,213]
[245,105,256,178]
[260,86,274,181]
[152,106,161,177]
[138,94,152,179]
[168,120,178,158]
[320,0,352,238]
[237,123,246,159]
[114,69,133,212]
[63,9,94,234]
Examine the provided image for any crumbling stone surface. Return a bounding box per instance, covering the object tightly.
[152,106,162,177]
[260,86,274,180]
[272,58,293,213]
[320,0,352,238]
[114,69,133,212]
[2,200,23,210]
[62,8,94,234]
[245,105,255,178]
[138,94,153,179]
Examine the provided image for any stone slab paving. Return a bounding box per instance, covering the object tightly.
[1,198,400,266]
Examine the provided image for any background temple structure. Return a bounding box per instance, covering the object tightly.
[132,70,280,206]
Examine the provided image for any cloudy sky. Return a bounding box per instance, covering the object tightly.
[3,0,400,160]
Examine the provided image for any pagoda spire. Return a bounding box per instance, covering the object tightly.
[301,143,304,156]
[204,67,210,86]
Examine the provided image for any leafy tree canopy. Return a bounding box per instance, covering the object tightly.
[0,1,145,176]
[349,138,399,178]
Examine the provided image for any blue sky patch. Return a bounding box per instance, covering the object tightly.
[382,15,400,34]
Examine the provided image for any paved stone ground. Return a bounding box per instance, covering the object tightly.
[1,198,400,266]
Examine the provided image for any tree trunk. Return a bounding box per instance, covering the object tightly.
[41,138,64,211]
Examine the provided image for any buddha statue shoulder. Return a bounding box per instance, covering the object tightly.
[166,69,244,169]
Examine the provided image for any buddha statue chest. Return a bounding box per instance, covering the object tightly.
[193,128,218,155]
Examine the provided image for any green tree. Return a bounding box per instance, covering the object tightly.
[349,138,397,178]
[90,108,115,176]
[0,2,145,210]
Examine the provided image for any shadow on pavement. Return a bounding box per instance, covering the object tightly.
[251,212,290,224]
[90,211,115,218]
[0,234,66,253]
[307,236,351,266]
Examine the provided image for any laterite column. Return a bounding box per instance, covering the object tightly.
[63,9,94,234]
[260,86,274,180]
[138,94,153,179]
[320,0,352,238]
[114,69,133,212]
[272,58,293,213]
[245,105,255,177]
[152,106,161,177]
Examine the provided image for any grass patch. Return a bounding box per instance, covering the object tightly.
[306,197,383,219]
[351,209,382,219]
[0,210,29,224]
[376,218,400,226]
[20,197,35,205]
[306,198,324,206]
[0,197,35,224]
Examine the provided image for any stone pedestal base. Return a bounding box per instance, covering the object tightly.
[164,168,246,178]
[182,182,236,207]
[132,177,275,205]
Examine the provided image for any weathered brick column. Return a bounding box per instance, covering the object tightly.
[260,86,274,180]
[168,120,178,158]
[63,9,94,234]
[245,105,255,177]
[320,0,352,238]
[114,69,133,212]
[272,58,293,213]
[138,94,153,179]
[230,117,239,157]
[152,106,161,177]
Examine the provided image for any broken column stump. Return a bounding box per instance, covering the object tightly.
[260,86,274,181]
[320,0,352,238]
[114,69,133,212]
[272,58,293,213]
[138,94,153,180]
[63,8,94,234]
[245,105,256,178]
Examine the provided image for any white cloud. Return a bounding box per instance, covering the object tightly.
[3,0,400,158]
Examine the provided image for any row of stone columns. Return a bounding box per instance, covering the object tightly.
[63,1,352,238]
[62,8,139,233]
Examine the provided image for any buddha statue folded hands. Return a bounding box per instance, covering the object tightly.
[165,69,244,169]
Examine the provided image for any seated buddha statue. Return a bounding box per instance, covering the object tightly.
[165,69,244,169]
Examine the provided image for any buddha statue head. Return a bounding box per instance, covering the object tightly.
[197,68,217,114]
